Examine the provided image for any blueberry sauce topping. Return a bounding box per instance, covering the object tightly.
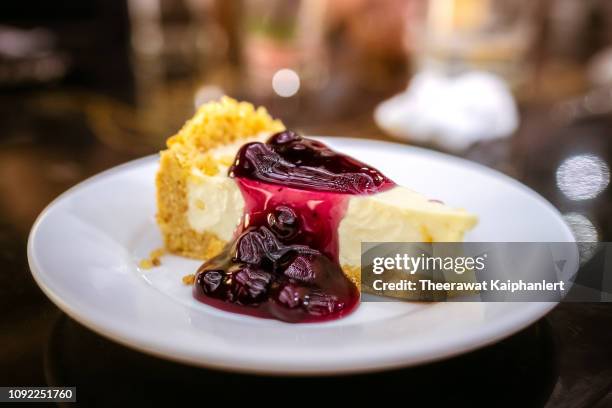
[230,130,394,194]
[193,131,396,323]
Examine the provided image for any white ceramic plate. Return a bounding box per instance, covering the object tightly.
[28,138,575,375]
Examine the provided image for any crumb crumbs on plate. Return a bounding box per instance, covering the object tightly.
[139,247,165,270]
[182,274,195,285]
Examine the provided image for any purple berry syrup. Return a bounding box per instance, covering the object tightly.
[193,131,395,323]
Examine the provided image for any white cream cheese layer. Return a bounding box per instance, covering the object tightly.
[337,187,477,268]
[187,169,244,240]
[185,134,477,265]
[186,134,268,240]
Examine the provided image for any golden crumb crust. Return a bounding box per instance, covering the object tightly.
[156,151,228,259]
[341,264,361,288]
[166,96,284,173]
[156,97,284,259]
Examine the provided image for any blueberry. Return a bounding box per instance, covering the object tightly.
[231,267,272,304]
[271,284,340,319]
[196,269,229,300]
[276,283,306,309]
[267,206,298,239]
[303,290,340,317]
[268,130,301,145]
[236,230,263,264]
[284,255,317,283]
[267,283,309,322]
[198,270,225,295]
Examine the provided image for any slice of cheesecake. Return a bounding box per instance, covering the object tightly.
[156,97,477,289]
[156,97,284,260]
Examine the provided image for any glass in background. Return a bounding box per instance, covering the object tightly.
[406,0,536,86]
[541,0,612,120]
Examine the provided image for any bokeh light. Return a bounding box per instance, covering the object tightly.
[563,212,599,264]
[556,154,610,200]
[272,69,300,97]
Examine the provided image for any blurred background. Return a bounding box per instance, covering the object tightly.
[1,0,612,239]
[1,1,611,406]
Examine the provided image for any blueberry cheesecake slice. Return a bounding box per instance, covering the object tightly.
[156,97,477,322]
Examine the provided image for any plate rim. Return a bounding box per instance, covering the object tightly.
[27,137,573,375]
